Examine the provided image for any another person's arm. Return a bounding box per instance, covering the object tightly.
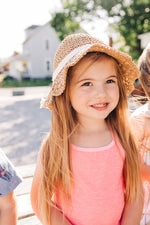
[0,191,17,225]
[141,160,150,181]
[31,150,71,225]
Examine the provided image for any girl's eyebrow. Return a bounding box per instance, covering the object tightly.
[107,75,117,79]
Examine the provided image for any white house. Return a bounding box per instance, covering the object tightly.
[138,32,150,49]
[8,22,60,80]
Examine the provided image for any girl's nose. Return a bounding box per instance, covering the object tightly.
[94,85,106,99]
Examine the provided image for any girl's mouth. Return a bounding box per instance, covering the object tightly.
[91,103,109,110]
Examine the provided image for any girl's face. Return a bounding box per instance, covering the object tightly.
[69,56,120,125]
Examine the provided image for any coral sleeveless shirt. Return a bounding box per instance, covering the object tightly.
[55,131,125,225]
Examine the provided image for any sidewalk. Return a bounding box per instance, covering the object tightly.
[0,87,52,224]
[0,86,50,103]
[0,86,51,167]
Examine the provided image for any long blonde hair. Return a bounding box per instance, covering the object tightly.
[39,52,142,225]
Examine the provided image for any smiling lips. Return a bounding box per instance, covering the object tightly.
[91,103,109,110]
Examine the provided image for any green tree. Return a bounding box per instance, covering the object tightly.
[103,0,150,59]
[51,0,150,59]
[50,11,81,41]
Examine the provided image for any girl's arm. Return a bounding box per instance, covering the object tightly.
[0,191,17,225]
[120,196,144,225]
[31,150,71,225]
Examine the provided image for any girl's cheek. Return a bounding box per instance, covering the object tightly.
[107,85,119,94]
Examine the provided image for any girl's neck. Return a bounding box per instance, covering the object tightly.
[78,116,108,133]
[71,120,112,148]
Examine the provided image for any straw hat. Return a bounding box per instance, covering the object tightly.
[41,33,140,110]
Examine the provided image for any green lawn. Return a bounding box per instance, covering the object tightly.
[1,79,51,88]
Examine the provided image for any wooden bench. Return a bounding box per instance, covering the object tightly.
[15,164,42,225]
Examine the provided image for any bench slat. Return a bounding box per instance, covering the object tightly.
[17,193,33,219]
[16,164,36,178]
[15,177,33,196]
[18,215,42,225]
[16,164,39,223]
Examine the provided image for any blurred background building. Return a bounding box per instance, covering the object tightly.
[3,22,60,80]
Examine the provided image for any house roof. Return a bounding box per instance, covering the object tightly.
[23,22,53,45]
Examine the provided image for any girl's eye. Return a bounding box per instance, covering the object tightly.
[106,79,115,84]
[82,82,92,86]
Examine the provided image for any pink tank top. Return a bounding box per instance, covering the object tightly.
[55,132,125,225]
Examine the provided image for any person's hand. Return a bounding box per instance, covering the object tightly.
[144,102,150,137]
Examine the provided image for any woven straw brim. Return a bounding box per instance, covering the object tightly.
[41,43,140,111]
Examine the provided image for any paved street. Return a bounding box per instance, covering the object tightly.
[0,86,51,167]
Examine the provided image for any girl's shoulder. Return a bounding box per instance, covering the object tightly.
[0,148,22,197]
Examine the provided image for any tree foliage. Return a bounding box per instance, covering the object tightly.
[102,0,150,59]
[51,0,150,59]
[50,11,81,41]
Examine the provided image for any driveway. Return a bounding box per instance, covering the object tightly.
[0,86,51,166]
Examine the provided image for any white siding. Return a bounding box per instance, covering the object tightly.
[24,23,60,79]
[8,22,60,80]
[138,32,150,49]
[9,60,21,80]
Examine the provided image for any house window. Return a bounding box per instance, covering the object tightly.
[46,61,50,71]
[46,40,49,50]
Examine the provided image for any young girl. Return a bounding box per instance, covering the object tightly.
[130,43,150,225]
[31,33,143,225]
